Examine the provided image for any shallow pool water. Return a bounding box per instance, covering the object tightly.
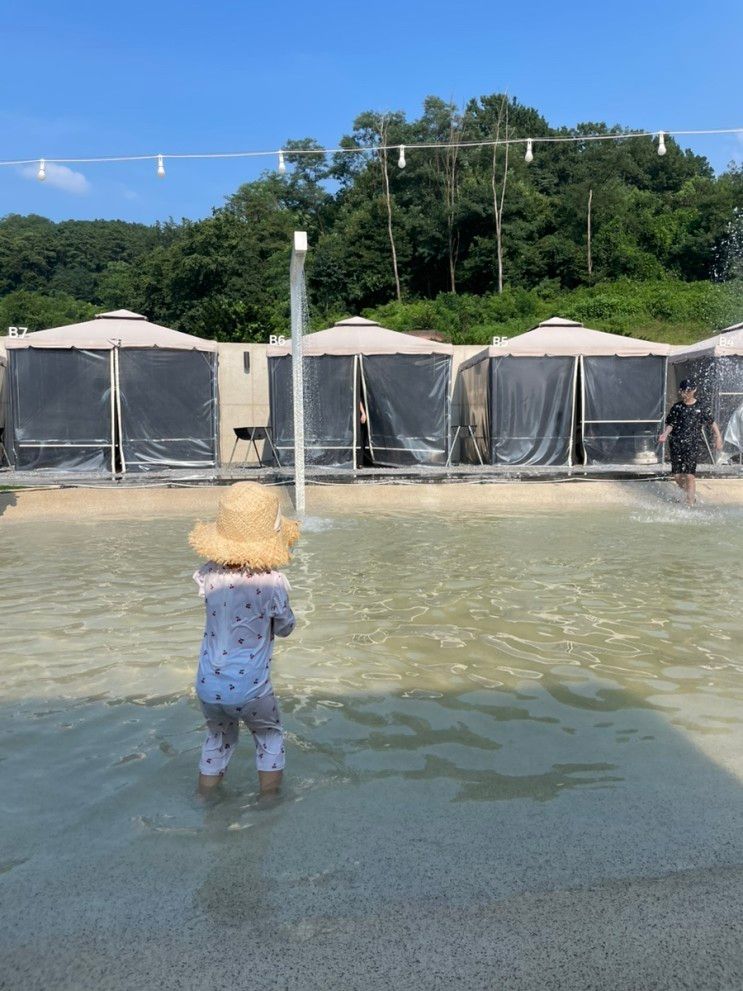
[3,497,743,988]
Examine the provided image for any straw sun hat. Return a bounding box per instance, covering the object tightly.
[189,482,300,570]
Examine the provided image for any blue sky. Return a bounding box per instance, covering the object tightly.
[1,0,741,225]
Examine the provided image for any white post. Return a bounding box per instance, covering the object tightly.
[290,231,308,517]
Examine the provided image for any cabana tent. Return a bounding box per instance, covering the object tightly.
[669,322,743,461]
[4,310,218,473]
[267,317,453,467]
[459,317,672,466]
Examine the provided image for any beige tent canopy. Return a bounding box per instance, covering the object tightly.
[4,310,218,473]
[669,321,743,361]
[267,317,453,468]
[459,316,670,467]
[483,316,673,357]
[4,309,218,352]
[267,316,453,356]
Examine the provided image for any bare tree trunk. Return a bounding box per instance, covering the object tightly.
[442,110,464,294]
[490,96,510,294]
[587,187,593,280]
[379,118,402,301]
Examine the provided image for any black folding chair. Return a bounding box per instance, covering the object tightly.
[228,426,281,468]
[446,424,485,466]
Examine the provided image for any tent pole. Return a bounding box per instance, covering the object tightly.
[114,345,126,475]
[212,351,220,471]
[445,357,452,465]
[109,350,116,478]
[580,355,588,466]
[352,354,358,469]
[568,356,578,469]
[661,357,668,466]
[488,359,495,465]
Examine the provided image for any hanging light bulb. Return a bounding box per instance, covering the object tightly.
[397,145,406,169]
[524,139,534,164]
[278,150,286,174]
[156,154,166,178]
[657,131,667,156]
[37,158,46,182]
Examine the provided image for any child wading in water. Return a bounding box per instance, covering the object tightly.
[659,378,722,507]
[188,482,299,796]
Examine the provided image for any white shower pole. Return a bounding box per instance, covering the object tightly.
[290,231,308,517]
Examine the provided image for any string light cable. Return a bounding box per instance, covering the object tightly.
[3,126,742,177]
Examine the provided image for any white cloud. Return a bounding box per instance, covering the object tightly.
[19,161,90,194]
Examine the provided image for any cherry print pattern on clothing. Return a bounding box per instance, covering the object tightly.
[199,692,286,776]
[193,563,295,707]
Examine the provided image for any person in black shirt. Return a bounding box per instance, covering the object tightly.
[659,378,722,507]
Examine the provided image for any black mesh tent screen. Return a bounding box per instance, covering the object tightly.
[6,348,112,471]
[490,356,575,465]
[117,349,218,470]
[670,355,743,463]
[361,354,451,467]
[458,354,575,466]
[0,357,6,446]
[582,356,666,465]
[717,358,743,458]
[268,354,356,467]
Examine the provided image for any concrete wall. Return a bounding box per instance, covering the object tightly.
[217,343,270,463]
[450,345,487,422]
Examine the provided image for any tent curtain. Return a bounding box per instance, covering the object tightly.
[117,349,217,470]
[6,348,112,471]
[458,356,490,463]
[716,358,743,453]
[268,354,356,467]
[267,352,451,468]
[0,360,6,431]
[6,346,218,473]
[582,355,665,465]
[361,354,450,466]
[457,355,574,466]
[490,356,575,466]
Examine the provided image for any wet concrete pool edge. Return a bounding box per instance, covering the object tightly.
[3,477,743,524]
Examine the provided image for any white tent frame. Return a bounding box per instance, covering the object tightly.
[568,357,578,469]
